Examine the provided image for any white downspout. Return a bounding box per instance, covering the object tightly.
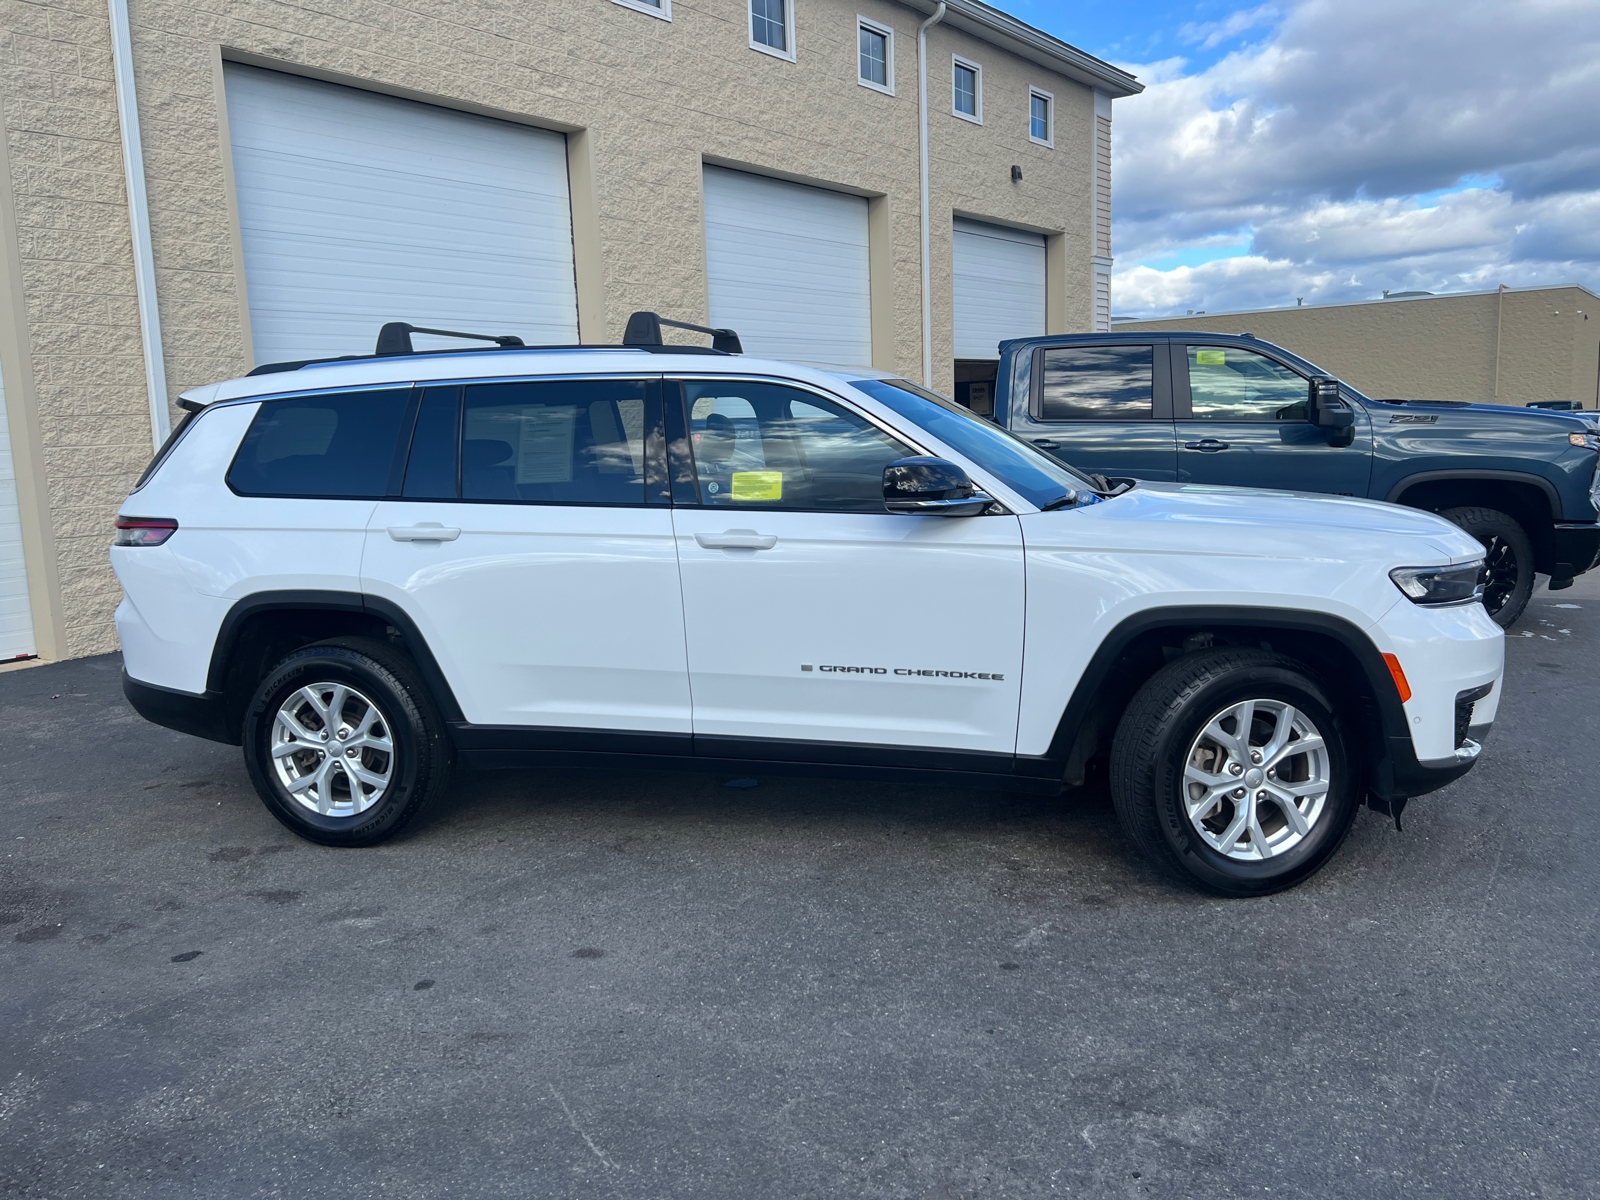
[917,2,947,388]
[107,0,170,450]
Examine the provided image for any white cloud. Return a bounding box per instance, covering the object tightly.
[1109,0,1600,317]
[1179,4,1280,49]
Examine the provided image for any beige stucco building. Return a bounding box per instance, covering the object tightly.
[1117,284,1600,411]
[0,0,1140,664]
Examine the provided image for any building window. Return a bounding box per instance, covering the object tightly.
[1029,88,1053,146]
[750,0,793,59]
[952,56,981,123]
[858,17,893,94]
[611,0,671,18]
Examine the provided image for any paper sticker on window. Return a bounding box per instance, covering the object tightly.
[730,471,783,501]
[514,405,577,483]
[1195,350,1227,366]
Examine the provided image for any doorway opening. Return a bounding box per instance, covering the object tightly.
[953,359,999,417]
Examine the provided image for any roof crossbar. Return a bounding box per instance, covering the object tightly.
[623,311,743,355]
[376,322,526,355]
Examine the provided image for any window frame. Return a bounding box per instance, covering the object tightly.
[1026,342,1172,424]
[1028,87,1054,148]
[856,15,894,95]
[1176,343,1314,424]
[665,374,930,513]
[224,382,417,501]
[951,54,982,124]
[749,0,797,62]
[610,0,671,19]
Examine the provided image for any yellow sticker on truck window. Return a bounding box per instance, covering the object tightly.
[1195,349,1227,365]
[730,471,783,500]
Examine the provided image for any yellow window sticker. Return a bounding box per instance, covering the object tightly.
[730,471,783,501]
[1195,349,1227,365]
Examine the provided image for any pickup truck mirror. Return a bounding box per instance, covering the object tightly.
[883,457,990,517]
[1309,377,1355,429]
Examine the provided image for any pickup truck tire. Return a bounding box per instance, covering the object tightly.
[1109,648,1360,897]
[241,638,454,847]
[1437,506,1533,628]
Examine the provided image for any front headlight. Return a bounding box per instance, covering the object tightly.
[1568,431,1600,450]
[1390,560,1485,606]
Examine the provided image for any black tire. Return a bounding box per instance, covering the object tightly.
[1438,506,1534,628]
[241,637,453,847]
[1109,648,1361,897]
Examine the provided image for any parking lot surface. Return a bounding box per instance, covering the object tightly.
[3,578,1597,1200]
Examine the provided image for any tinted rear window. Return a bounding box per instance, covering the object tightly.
[1037,345,1154,420]
[228,389,409,498]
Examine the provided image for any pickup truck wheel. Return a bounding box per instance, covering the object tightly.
[1109,648,1360,897]
[1438,506,1533,627]
[241,638,453,847]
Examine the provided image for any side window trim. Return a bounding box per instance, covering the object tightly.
[1026,342,1171,423]
[1169,341,1192,419]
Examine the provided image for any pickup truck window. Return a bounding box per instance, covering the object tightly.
[850,377,1093,508]
[1188,346,1308,421]
[1038,346,1153,421]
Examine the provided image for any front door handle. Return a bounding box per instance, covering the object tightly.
[387,523,462,542]
[695,530,778,551]
[1185,439,1231,452]
[1031,439,1063,450]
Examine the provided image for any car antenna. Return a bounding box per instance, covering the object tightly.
[623,311,743,355]
[375,323,526,355]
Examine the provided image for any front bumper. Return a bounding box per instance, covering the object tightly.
[1550,522,1600,586]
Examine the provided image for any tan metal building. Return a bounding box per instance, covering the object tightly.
[0,0,1140,664]
[1116,284,1600,411]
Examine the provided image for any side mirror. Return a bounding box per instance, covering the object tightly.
[883,457,990,517]
[1309,377,1355,429]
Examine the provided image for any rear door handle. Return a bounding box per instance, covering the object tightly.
[1031,439,1063,450]
[387,523,462,542]
[695,530,778,550]
[1184,439,1230,452]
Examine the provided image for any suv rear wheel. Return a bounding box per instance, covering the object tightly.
[1109,648,1361,896]
[241,638,453,847]
[1437,506,1534,628]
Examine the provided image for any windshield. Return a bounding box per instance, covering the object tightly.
[849,378,1095,509]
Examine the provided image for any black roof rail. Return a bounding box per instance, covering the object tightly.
[375,322,525,355]
[243,314,743,377]
[624,311,743,354]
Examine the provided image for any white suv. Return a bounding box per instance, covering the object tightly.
[112,314,1503,895]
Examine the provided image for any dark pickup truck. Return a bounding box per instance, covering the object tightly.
[990,332,1600,626]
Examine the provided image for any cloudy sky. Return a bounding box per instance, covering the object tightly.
[1003,0,1600,318]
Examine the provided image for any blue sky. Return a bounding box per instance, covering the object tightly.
[995,0,1600,318]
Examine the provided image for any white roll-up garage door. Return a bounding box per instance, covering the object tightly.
[703,166,872,368]
[0,359,36,661]
[224,64,579,366]
[953,218,1047,359]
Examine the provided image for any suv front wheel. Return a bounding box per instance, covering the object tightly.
[1110,648,1361,896]
[242,638,454,847]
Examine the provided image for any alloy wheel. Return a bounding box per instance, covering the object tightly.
[270,682,394,817]
[1480,534,1518,616]
[1182,698,1331,861]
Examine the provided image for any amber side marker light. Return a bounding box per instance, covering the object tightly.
[1382,653,1412,703]
[114,517,178,547]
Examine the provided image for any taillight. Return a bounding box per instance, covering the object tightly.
[114,517,178,547]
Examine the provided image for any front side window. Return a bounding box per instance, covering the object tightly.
[459,379,648,504]
[953,58,980,120]
[751,0,788,53]
[1187,346,1309,421]
[858,20,891,91]
[681,380,910,512]
[1029,90,1052,144]
[228,388,410,498]
[1037,346,1155,421]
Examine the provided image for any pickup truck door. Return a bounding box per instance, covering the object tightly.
[1008,341,1177,482]
[1173,343,1373,495]
[667,377,1026,760]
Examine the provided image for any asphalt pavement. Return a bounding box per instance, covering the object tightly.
[3,577,1597,1199]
